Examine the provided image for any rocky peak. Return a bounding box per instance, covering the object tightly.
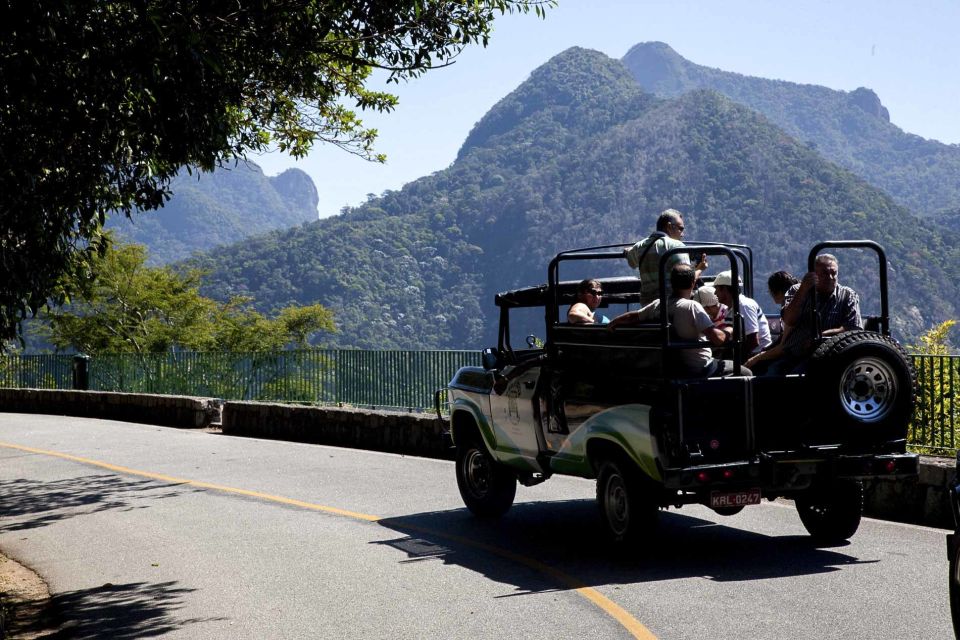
[848,87,890,121]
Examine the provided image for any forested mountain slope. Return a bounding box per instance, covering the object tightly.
[195,47,958,349]
[622,41,960,218]
[108,162,318,264]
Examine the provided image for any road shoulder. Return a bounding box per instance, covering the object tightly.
[0,552,57,639]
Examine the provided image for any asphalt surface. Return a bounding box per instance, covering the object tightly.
[0,413,952,639]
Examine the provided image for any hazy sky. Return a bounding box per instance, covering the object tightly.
[252,0,960,218]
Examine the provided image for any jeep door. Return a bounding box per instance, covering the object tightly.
[488,364,543,469]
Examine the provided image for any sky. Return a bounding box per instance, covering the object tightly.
[252,0,960,219]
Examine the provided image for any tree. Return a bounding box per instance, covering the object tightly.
[40,238,338,398]
[0,0,552,344]
[41,239,337,356]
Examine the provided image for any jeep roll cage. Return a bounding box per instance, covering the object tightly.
[807,240,890,337]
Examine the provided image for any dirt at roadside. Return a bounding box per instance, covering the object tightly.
[0,553,58,639]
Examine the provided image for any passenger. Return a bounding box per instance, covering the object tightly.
[693,285,727,328]
[768,270,799,307]
[567,279,607,325]
[764,269,799,345]
[623,208,708,305]
[763,254,862,374]
[609,264,752,377]
[712,270,772,356]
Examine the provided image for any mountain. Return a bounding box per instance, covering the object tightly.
[108,161,318,264]
[622,41,960,218]
[193,47,959,349]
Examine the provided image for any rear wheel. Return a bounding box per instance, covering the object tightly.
[596,458,658,544]
[795,479,863,543]
[455,435,516,517]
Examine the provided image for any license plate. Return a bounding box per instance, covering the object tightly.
[710,488,761,508]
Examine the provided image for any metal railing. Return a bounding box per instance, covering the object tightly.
[1,350,956,449]
[0,353,73,390]
[909,354,959,454]
[0,350,481,412]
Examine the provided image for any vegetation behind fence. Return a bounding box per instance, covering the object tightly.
[1,350,956,452]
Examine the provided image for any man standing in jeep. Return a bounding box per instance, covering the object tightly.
[771,253,862,374]
[624,208,708,304]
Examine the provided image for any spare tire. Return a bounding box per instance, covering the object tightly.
[806,330,916,445]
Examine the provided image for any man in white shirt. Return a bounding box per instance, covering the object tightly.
[712,270,772,356]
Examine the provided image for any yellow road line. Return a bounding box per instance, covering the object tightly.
[0,440,657,639]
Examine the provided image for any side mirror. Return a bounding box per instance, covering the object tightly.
[481,348,500,371]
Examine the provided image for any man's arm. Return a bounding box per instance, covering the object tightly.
[609,300,659,329]
[693,254,708,282]
[745,343,784,369]
[781,274,814,326]
[567,303,594,325]
[704,325,728,347]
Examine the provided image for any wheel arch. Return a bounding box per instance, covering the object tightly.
[586,435,661,482]
[450,403,495,453]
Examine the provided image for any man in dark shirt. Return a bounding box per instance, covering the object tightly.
[767,253,861,374]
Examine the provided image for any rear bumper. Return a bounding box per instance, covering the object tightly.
[662,451,919,492]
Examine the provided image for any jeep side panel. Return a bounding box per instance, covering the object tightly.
[549,404,661,481]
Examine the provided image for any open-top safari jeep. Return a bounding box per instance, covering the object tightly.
[442,240,918,544]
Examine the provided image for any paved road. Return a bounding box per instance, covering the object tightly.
[0,413,952,639]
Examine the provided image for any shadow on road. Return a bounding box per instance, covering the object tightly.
[0,475,196,533]
[46,580,228,639]
[375,499,875,595]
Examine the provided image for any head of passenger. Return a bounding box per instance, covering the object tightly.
[576,279,603,310]
[657,208,686,241]
[711,270,742,307]
[767,270,798,306]
[694,286,722,321]
[814,254,839,296]
[670,263,696,296]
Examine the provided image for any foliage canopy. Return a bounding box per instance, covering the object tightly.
[0,0,551,343]
[41,239,336,356]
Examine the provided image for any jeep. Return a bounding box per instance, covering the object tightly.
[443,240,918,544]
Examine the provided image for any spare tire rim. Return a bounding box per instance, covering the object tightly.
[839,356,897,422]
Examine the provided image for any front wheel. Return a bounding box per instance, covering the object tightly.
[455,436,516,517]
[596,458,658,544]
[795,479,863,544]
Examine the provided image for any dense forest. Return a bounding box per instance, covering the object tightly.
[190,47,959,350]
[107,162,318,264]
[622,42,960,219]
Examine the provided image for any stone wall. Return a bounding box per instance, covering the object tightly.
[221,401,451,459]
[864,456,955,529]
[0,389,221,429]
